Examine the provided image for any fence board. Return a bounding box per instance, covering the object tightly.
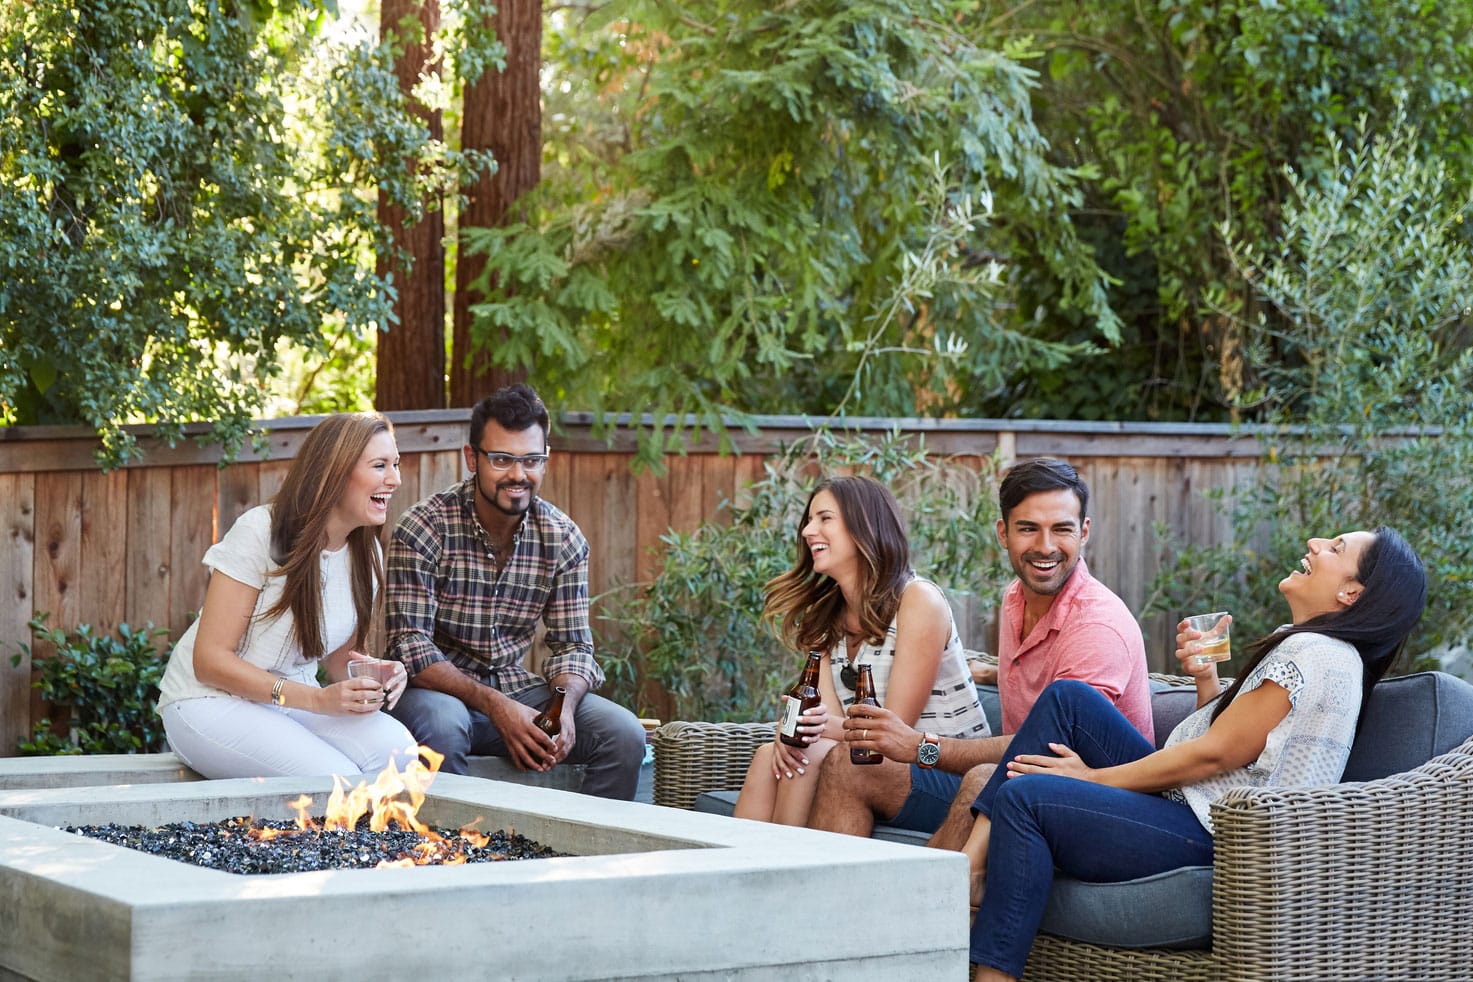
[32,472,83,632]
[0,475,35,753]
[168,466,217,632]
[217,462,259,538]
[634,468,672,585]
[125,468,175,632]
[79,469,128,635]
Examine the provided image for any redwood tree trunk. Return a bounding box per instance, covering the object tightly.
[449,0,541,407]
[375,0,446,411]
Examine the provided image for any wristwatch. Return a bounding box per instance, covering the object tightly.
[917,732,941,769]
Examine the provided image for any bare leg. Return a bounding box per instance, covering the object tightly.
[769,739,835,826]
[733,740,836,826]
[961,810,992,909]
[972,966,1015,982]
[733,744,780,820]
[926,763,995,851]
[807,751,911,837]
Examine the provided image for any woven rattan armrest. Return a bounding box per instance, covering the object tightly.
[1203,737,1473,981]
[651,720,775,810]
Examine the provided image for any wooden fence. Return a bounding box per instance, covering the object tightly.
[0,412,1263,755]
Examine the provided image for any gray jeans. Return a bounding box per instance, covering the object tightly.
[389,684,645,800]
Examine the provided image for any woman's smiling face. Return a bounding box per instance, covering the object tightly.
[1279,530,1375,623]
[802,490,856,578]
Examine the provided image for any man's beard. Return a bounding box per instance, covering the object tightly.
[476,472,535,516]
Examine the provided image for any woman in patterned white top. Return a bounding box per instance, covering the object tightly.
[962,527,1427,982]
[733,475,988,826]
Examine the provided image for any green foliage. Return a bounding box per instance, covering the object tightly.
[596,430,1008,722]
[1144,116,1473,672]
[470,0,1118,470]
[0,0,485,464]
[970,0,1473,422]
[10,616,170,755]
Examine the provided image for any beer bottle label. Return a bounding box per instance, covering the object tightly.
[779,697,803,738]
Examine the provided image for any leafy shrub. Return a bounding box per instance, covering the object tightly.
[10,616,170,755]
[596,430,1008,721]
[1145,114,1473,674]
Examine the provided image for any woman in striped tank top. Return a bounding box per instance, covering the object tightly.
[734,475,988,826]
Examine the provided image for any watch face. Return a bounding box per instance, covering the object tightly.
[918,740,941,767]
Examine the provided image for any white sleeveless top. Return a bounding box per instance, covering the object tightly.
[830,578,990,739]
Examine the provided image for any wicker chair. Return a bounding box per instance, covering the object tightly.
[651,720,775,811]
[651,674,1473,981]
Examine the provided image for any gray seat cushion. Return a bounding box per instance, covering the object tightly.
[1041,865,1214,949]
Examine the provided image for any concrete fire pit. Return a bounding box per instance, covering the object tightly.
[0,775,968,980]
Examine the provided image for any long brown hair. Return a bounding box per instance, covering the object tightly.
[763,475,912,654]
[263,412,393,661]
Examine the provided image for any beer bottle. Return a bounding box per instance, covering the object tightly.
[849,664,883,765]
[778,650,824,748]
[533,685,567,737]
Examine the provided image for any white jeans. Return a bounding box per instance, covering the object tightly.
[161,696,419,779]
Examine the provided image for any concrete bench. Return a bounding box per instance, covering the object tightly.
[0,752,587,792]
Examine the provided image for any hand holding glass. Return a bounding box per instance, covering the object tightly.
[347,659,396,697]
[1185,612,1231,667]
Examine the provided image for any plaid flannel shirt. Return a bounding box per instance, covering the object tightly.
[385,479,603,695]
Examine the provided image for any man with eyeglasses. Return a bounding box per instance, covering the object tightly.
[384,384,646,799]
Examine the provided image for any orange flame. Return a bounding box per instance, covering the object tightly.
[243,746,499,867]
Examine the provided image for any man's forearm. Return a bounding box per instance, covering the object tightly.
[410,661,501,716]
[937,733,1013,774]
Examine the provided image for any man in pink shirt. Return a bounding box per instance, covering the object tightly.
[809,457,1153,847]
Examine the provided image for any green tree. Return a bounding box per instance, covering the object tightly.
[1145,115,1473,666]
[967,0,1473,422]
[464,0,1119,468]
[0,0,482,465]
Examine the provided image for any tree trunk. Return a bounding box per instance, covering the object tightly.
[375,0,447,411]
[449,0,541,407]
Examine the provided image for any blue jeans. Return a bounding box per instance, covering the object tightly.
[969,680,1214,977]
[389,686,646,800]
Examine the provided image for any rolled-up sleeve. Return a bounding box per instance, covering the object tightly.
[386,511,451,677]
[539,526,603,689]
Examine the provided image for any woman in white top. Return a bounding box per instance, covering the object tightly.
[964,526,1428,982]
[734,475,988,826]
[158,412,418,779]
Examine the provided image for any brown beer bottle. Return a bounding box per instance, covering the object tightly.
[778,650,824,748]
[850,664,883,765]
[533,685,567,737]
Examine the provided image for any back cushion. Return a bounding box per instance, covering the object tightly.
[1342,671,1473,781]
[1149,683,1200,748]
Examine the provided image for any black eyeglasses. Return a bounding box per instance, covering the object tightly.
[840,661,859,690]
[473,449,549,472]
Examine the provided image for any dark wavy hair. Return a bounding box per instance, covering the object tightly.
[1210,525,1427,728]
[998,457,1088,524]
[470,384,550,447]
[762,475,913,654]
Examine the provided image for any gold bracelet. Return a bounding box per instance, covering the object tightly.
[270,677,286,706]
